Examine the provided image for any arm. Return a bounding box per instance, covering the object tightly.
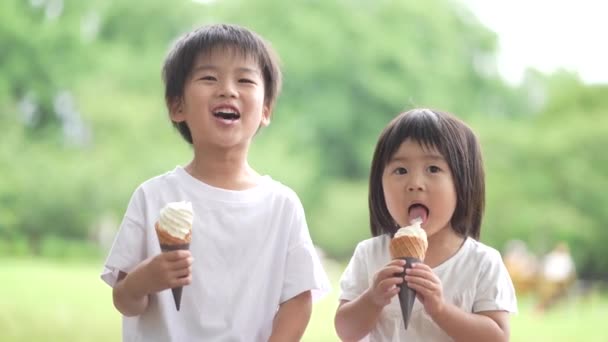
[334,292,383,342]
[432,307,510,342]
[405,263,510,342]
[268,290,312,342]
[113,250,193,316]
[334,260,406,341]
[113,270,149,316]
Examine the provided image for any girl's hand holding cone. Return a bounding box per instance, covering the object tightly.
[368,259,407,307]
[404,262,444,317]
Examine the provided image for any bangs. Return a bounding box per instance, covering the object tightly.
[381,109,445,165]
[191,33,266,67]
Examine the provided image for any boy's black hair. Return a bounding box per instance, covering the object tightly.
[368,108,485,240]
[162,23,282,143]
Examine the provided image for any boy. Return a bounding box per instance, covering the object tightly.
[101,24,330,342]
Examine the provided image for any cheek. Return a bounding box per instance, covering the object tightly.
[382,184,401,215]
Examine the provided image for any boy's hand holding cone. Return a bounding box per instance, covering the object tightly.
[389,217,428,329]
[155,201,193,311]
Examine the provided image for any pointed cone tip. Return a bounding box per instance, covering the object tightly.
[172,286,183,311]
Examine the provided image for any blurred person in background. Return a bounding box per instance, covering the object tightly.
[536,242,576,312]
[503,239,539,296]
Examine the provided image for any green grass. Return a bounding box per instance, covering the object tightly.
[0,258,605,341]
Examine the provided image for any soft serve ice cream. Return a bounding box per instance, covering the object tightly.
[390,217,428,259]
[389,217,429,329]
[156,201,193,242]
[155,201,193,311]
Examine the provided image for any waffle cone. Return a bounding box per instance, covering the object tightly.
[155,222,191,311]
[155,222,191,246]
[390,235,427,260]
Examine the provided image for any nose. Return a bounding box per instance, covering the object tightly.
[407,184,424,192]
[406,173,425,192]
[218,80,238,98]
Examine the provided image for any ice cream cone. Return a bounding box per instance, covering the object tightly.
[389,235,427,261]
[161,243,190,311]
[390,219,428,330]
[156,223,191,311]
[154,201,193,311]
[393,256,421,329]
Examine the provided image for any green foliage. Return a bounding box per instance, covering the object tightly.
[1,0,606,278]
[480,81,608,278]
[217,0,521,178]
[308,181,370,259]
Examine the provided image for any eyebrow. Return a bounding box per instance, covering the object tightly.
[390,155,445,163]
[192,65,260,74]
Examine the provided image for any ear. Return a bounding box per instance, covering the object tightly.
[168,97,185,122]
[260,105,272,127]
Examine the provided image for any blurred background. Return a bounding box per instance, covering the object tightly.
[1,0,606,340]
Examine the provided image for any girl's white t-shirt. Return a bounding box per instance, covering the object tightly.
[101,166,330,342]
[339,235,517,341]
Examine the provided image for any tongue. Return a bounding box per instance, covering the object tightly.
[408,205,428,224]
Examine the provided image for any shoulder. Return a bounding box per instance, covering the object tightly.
[461,238,513,285]
[260,177,304,210]
[462,238,504,265]
[262,176,299,198]
[353,235,391,259]
[123,168,181,209]
[137,167,182,192]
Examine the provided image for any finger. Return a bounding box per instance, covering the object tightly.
[406,281,436,298]
[407,262,432,272]
[378,265,406,279]
[164,250,192,261]
[170,275,192,288]
[388,259,407,267]
[405,275,440,294]
[168,256,194,270]
[379,276,404,290]
[381,286,401,302]
[172,266,192,279]
[405,269,441,284]
[377,279,404,297]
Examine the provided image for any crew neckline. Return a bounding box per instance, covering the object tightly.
[432,237,472,273]
[174,165,273,203]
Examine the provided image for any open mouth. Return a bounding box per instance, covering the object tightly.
[213,107,240,121]
[408,203,429,223]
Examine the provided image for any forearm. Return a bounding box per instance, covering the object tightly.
[268,291,312,342]
[113,270,150,317]
[432,304,509,342]
[334,290,383,342]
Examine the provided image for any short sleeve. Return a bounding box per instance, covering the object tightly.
[473,250,518,313]
[339,242,370,302]
[280,198,331,303]
[100,188,147,287]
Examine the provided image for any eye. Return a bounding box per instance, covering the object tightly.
[238,78,256,84]
[428,165,441,173]
[199,76,217,81]
[393,167,407,175]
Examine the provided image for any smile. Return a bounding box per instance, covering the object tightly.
[212,106,241,121]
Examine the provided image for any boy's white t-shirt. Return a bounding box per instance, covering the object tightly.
[339,235,517,342]
[101,166,331,342]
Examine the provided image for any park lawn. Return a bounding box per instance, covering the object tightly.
[0,258,604,341]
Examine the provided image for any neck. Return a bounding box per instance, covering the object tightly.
[424,226,465,268]
[185,146,260,190]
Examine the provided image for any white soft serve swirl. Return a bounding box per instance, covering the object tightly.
[394,217,427,241]
[158,201,193,239]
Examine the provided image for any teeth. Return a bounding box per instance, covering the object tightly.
[213,107,238,115]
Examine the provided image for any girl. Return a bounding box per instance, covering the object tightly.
[335,108,516,341]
